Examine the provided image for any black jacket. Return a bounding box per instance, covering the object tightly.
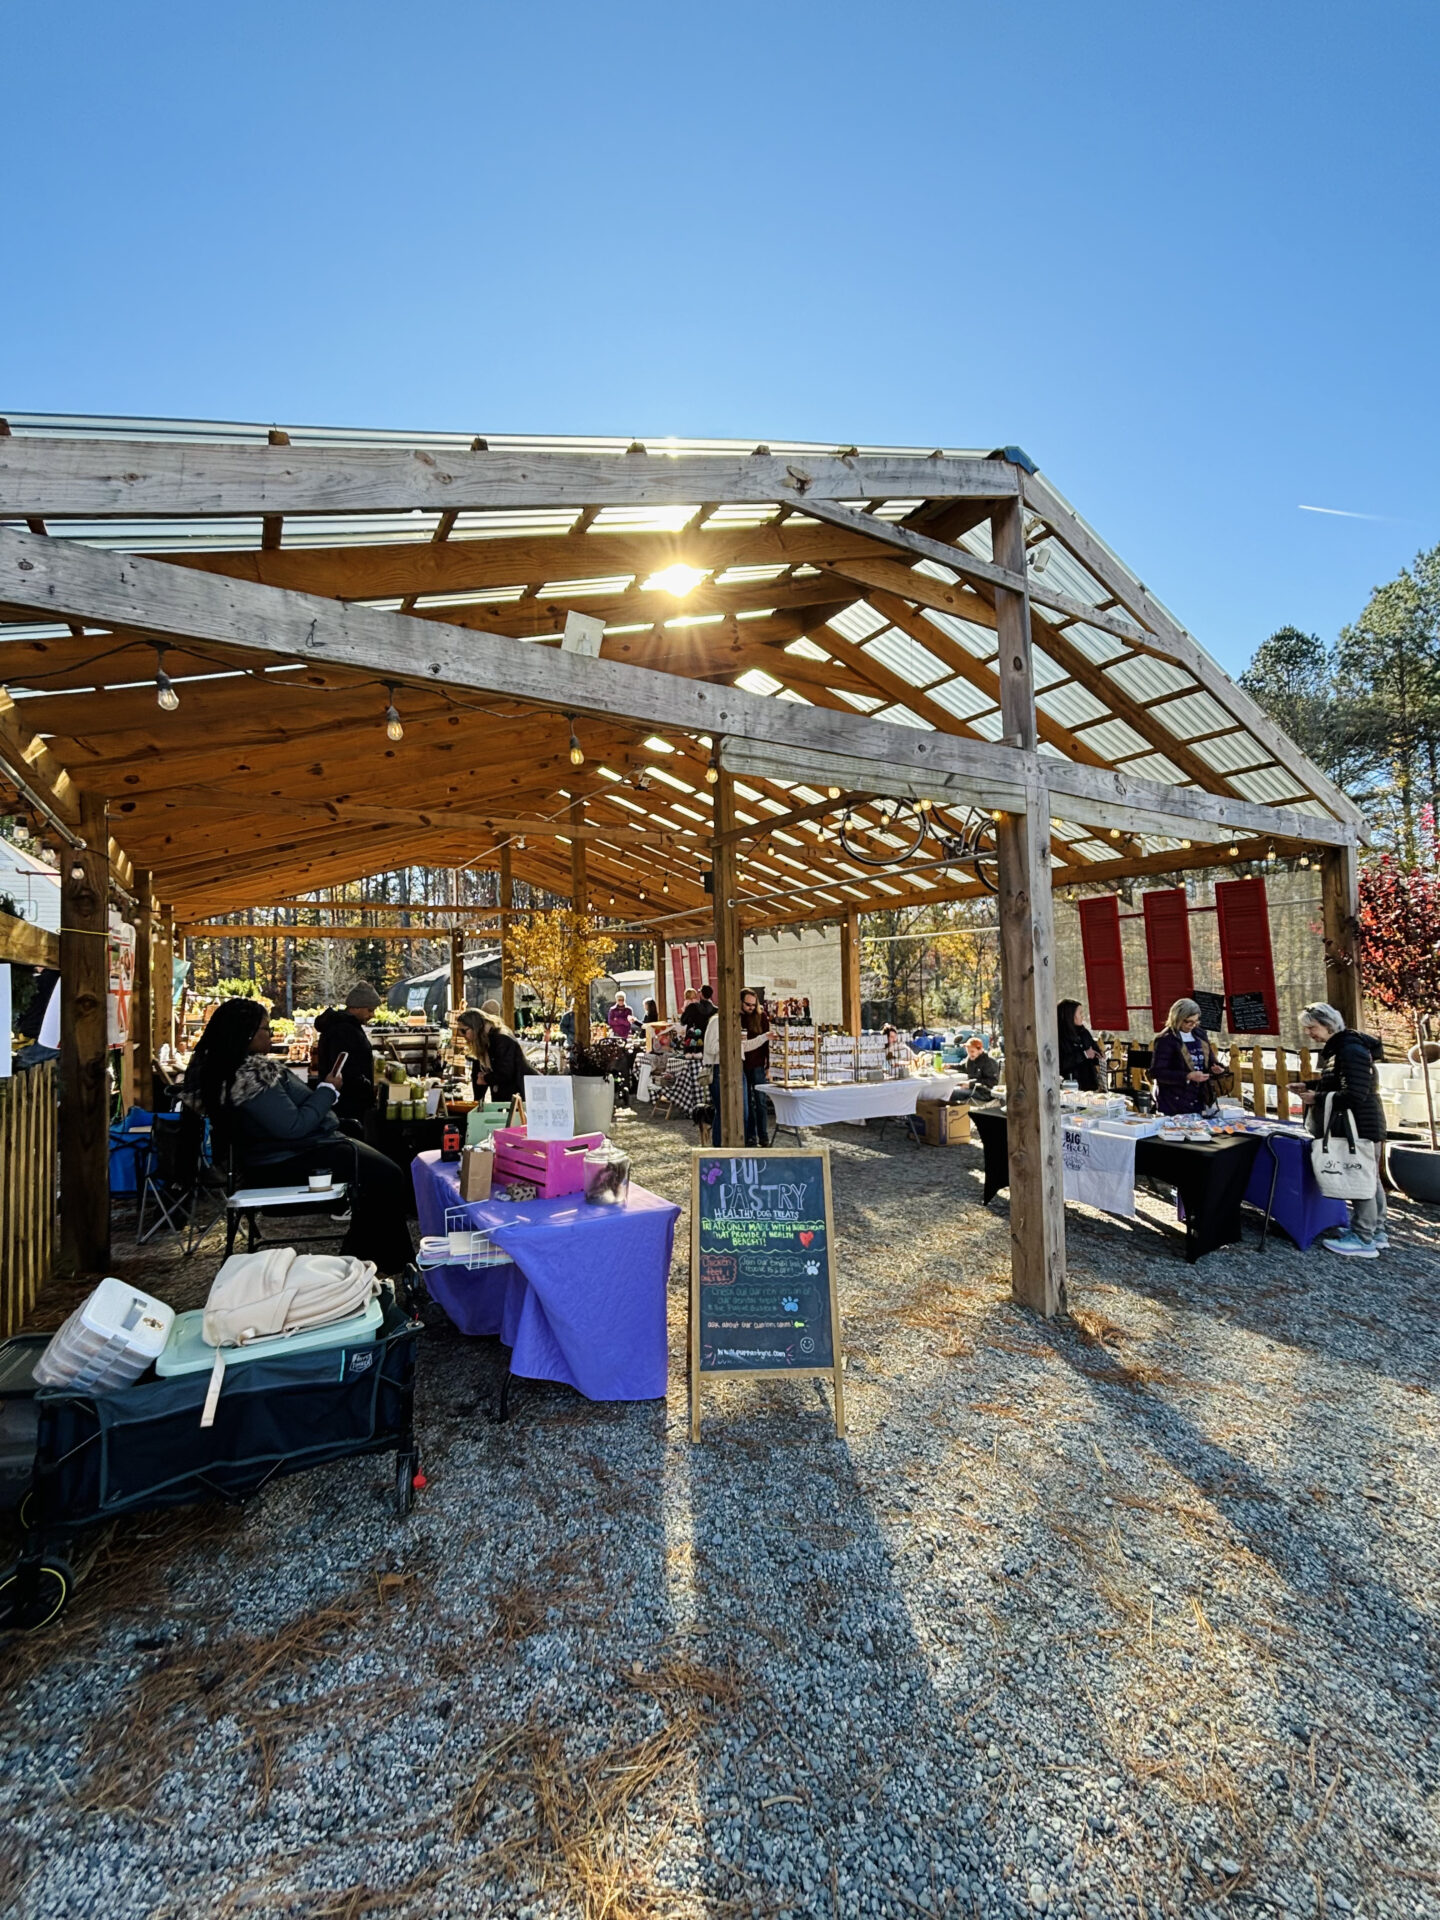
[1059,1022,1101,1091]
[1310,1029,1386,1144]
[471,1029,530,1104]
[315,1008,377,1121]
[966,1049,1001,1091]
[224,1055,344,1169]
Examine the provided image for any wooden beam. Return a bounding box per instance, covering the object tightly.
[841,909,861,1036]
[1321,844,1361,1029]
[60,794,110,1273]
[0,908,59,968]
[0,437,1017,518]
[713,770,745,1146]
[0,526,1352,854]
[154,907,174,1070]
[991,497,1065,1319]
[133,868,155,1104]
[498,842,516,1028]
[570,795,590,1047]
[1020,471,1366,831]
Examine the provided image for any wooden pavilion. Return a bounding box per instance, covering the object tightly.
[0,418,1367,1314]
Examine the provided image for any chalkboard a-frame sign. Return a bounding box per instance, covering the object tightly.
[689,1147,845,1441]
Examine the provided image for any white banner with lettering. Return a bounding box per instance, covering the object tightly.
[1061,1122,1136,1218]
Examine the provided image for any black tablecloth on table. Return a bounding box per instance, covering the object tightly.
[970,1110,1262,1264]
[362,1111,449,1215]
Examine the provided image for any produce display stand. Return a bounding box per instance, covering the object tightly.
[0,1287,423,1634]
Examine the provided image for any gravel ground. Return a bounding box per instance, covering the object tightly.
[2,1109,1438,1920]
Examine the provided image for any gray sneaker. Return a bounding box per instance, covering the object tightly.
[1371,1230,1389,1250]
[1322,1230,1379,1259]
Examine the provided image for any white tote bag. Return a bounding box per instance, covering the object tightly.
[1310,1095,1378,1201]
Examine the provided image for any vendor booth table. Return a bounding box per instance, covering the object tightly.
[411,1151,678,1407]
[970,1110,1264,1263]
[760,1078,923,1134]
[1243,1127,1348,1250]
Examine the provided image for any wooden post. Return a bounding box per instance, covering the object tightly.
[448,926,465,1022]
[991,496,1065,1318]
[653,939,668,1020]
[498,843,516,1029]
[153,907,175,1087]
[133,867,155,1106]
[841,909,862,1036]
[1321,844,1362,1031]
[1250,1044,1265,1117]
[60,793,111,1274]
[570,797,590,1047]
[712,770,746,1146]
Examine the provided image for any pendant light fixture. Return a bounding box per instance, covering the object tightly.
[383,685,404,742]
[154,646,180,712]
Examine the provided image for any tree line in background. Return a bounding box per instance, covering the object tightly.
[1241,539,1440,865]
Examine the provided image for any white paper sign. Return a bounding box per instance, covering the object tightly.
[108,913,136,1045]
[525,1073,575,1141]
[560,610,605,657]
[0,965,11,1079]
[1062,1122,1136,1217]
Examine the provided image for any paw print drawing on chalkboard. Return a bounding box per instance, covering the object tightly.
[804,1260,819,1276]
[781,1296,799,1314]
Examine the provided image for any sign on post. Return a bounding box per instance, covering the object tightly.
[689,1147,845,1440]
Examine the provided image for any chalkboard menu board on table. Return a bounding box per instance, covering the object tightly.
[1193,989,1226,1033]
[689,1148,845,1440]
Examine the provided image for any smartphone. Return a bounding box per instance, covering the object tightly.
[330,1051,349,1079]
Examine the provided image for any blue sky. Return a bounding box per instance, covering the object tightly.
[4,1,1436,675]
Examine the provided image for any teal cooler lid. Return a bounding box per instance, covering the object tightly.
[155,1296,384,1377]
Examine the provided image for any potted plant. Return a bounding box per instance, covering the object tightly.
[569,1035,628,1133]
[1359,812,1440,1202]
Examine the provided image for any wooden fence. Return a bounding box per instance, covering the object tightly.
[1,1059,58,1338]
[1105,1042,1315,1116]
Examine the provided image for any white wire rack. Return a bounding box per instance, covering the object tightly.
[416,1206,511,1271]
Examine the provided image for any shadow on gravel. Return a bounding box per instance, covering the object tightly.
[680,1392,1009,1920]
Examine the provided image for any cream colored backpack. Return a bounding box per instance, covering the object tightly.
[202,1248,379,1348]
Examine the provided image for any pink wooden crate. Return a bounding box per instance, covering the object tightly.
[492,1126,606,1198]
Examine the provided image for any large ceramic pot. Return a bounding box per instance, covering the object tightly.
[1389,1143,1440,1205]
[571,1075,616,1136]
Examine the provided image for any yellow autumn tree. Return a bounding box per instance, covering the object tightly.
[504,910,615,1049]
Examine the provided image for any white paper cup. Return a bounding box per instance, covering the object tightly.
[307,1172,333,1192]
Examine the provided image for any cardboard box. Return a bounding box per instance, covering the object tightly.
[920,1099,970,1146]
[459,1146,494,1202]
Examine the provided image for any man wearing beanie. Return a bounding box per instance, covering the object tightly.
[315,980,382,1124]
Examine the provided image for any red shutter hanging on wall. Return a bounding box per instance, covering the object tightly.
[1214,877,1279,1034]
[1142,887,1194,1027]
[1077,895,1130,1031]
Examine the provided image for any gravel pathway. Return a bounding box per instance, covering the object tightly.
[2,1111,1438,1920]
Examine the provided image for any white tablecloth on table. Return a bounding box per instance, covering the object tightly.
[913,1073,968,1104]
[1061,1121,1137,1216]
[759,1080,926,1128]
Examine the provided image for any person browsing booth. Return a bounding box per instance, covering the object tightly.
[314,980,382,1124]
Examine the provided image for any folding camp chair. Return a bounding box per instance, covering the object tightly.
[136,1108,226,1254]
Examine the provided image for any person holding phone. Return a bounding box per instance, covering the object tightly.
[184,998,413,1273]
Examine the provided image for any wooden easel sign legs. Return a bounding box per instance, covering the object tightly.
[688,1147,845,1441]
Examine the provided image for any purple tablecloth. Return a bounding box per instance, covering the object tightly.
[1243,1128,1348,1249]
[411,1151,679,1399]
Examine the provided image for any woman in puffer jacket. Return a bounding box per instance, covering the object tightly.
[1298,1002,1388,1257]
[184,998,414,1274]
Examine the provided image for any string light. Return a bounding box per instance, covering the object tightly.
[1180,839,1191,849]
[662,881,670,894]
[1228,844,1239,857]
[827,786,841,800]
[154,646,180,713]
[706,756,720,786]
[568,718,585,768]
[383,684,403,742]
[1266,844,1277,864]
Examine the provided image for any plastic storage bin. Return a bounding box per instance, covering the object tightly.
[32,1279,174,1393]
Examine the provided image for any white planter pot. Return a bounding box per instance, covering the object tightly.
[571,1076,616,1136]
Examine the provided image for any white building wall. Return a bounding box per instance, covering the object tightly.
[742,926,843,1023]
[0,840,61,934]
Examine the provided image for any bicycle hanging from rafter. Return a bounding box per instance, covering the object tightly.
[835,798,1000,892]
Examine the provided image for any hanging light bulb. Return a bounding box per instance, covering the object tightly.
[154,646,180,713]
[706,757,720,786]
[383,684,403,742]
[568,720,584,768]
[1228,843,1239,857]
[1299,853,1311,868]
[1180,839,1191,850]
[1266,844,1277,863]
[662,881,670,894]
[827,786,841,801]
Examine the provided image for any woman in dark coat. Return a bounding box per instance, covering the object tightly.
[1151,997,1225,1115]
[184,998,414,1273]
[1298,1002,1388,1254]
[456,1008,530,1104]
[1057,999,1103,1092]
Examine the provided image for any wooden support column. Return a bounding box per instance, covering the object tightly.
[133,867,155,1106]
[653,939,668,1020]
[448,926,465,1021]
[569,798,590,1047]
[60,793,111,1274]
[1321,843,1362,1031]
[498,843,516,1029]
[841,909,862,1036]
[991,496,1066,1318]
[153,907,175,1079]
[713,769,746,1146]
